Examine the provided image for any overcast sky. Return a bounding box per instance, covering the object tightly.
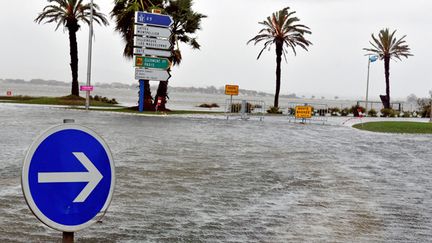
[0,0,431,99]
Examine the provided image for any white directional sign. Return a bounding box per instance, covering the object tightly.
[135,68,171,81]
[134,25,172,39]
[134,48,172,57]
[134,36,171,50]
[22,124,115,232]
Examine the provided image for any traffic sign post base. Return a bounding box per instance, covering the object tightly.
[63,232,74,243]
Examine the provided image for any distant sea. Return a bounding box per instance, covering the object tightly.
[0,81,386,111]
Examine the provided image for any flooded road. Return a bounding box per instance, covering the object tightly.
[0,104,431,242]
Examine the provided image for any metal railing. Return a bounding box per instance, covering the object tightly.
[356,100,404,112]
[225,99,265,120]
[285,102,329,124]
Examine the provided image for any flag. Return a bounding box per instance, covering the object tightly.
[369,55,378,62]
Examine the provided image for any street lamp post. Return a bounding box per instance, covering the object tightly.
[430,91,432,122]
[365,55,377,115]
[85,0,94,110]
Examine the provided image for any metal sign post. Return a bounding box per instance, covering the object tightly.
[85,0,94,111]
[365,55,377,115]
[139,79,145,112]
[133,11,174,112]
[225,84,239,112]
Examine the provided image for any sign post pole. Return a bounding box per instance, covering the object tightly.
[133,11,174,112]
[85,0,94,111]
[63,232,74,243]
[365,57,371,115]
[225,85,239,113]
[62,118,75,243]
[139,79,145,112]
[365,55,377,115]
[230,95,233,112]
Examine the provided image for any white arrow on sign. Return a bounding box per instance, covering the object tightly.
[134,25,172,39]
[135,68,171,81]
[134,36,171,50]
[134,48,172,58]
[38,152,103,203]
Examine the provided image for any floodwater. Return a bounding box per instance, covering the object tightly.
[0,104,431,242]
[0,81,370,111]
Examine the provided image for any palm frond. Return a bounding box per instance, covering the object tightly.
[248,6,312,61]
[364,28,413,61]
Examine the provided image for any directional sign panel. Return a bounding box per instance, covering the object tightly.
[134,25,172,39]
[135,56,170,70]
[134,48,172,58]
[135,68,171,81]
[22,124,115,232]
[135,11,173,27]
[134,36,171,50]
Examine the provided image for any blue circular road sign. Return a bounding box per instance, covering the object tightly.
[22,124,115,232]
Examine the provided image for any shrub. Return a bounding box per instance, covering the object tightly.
[198,103,219,108]
[417,98,431,117]
[351,105,365,117]
[90,95,118,104]
[267,106,282,114]
[341,107,350,116]
[380,108,396,117]
[368,109,377,117]
[328,107,341,116]
[402,111,411,118]
[288,107,295,115]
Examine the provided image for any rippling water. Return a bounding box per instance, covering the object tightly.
[0,104,431,242]
[1,82,364,111]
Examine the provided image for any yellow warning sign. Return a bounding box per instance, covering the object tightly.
[295,106,312,118]
[225,85,239,96]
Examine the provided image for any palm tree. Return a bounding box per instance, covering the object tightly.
[35,0,108,96]
[154,0,206,111]
[248,7,312,109]
[364,28,412,109]
[111,0,205,111]
[111,0,163,110]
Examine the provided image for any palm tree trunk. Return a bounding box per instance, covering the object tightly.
[155,80,168,111]
[274,42,283,108]
[144,80,154,111]
[68,23,79,96]
[384,56,391,109]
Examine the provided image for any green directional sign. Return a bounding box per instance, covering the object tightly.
[135,56,170,70]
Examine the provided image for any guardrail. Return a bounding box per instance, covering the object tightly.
[225,99,265,120]
[285,102,329,124]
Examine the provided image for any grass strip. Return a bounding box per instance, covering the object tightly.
[353,121,432,134]
[0,95,119,107]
